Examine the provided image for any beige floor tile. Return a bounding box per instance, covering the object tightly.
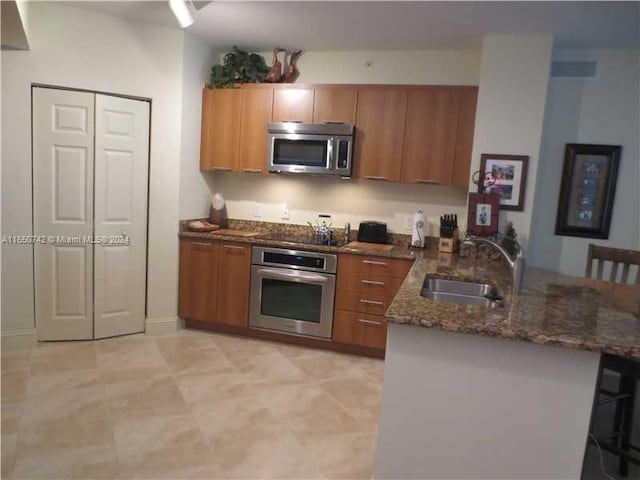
[1,401,23,435]
[105,375,189,421]
[96,335,168,377]
[154,330,218,355]
[162,347,235,375]
[27,368,102,399]
[192,393,281,441]
[2,433,17,478]
[235,352,307,384]
[319,374,383,423]
[113,413,222,479]
[30,343,98,374]
[212,334,279,364]
[1,349,32,374]
[1,370,28,403]
[211,424,318,479]
[360,360,385,384]
[12,442,119,480]
[174,370,253,406]
[288,352,372,381]
[307,431,378,480]
[286,408,367,441]
[251,381,346,422]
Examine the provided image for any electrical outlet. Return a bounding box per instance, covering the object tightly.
[405,214,414,231]
[252,202,262,218]
[282,203,290,220]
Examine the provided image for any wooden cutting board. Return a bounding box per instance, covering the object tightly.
[211,229,261,237]
[344,241,394,253]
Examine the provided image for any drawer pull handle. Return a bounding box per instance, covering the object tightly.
[212,167,231,172]
[360,299,384,306]
[193,242,212,250]
[242,168,262,173]
[362,260,387,266]
[364,175,388,181]
[415,179,440,185]
[223,245,244,251]
[361,280,385,286]
[358,318,383,326]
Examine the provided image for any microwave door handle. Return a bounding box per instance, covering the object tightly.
[257,268,328,284]
[327,138,334,169]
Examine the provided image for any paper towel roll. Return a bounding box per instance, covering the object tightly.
[411,210,425,248]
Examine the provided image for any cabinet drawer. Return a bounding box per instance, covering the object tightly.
[333,310,387,350]
[335,290,390,316]
[339,254,412,279]
[337,271,404,297]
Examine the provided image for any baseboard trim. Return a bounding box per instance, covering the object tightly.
[1,328,37,349]
[145,316,179,335]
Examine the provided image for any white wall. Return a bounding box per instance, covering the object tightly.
[180,34,218,219]
[469,34,553,249]
[529,49,640,276]
[1,3,188,341]
[203,48,481,233]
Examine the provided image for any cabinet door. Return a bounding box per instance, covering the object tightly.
[353,88,407,182]
[272,88,314,123]
[200,88,242,171]
[178,240,219,322]
[333,310,387,350]
[401,88,459,186]
[239,88,273,174]
[313,87,356,124]
[452,87,478,187]
[215,242,251,327]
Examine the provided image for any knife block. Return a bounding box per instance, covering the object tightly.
[438,229,458,253]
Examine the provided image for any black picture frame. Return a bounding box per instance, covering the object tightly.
[555,143,621,239]
[478,154,529,211]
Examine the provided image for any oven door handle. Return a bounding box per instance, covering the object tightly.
[256,268,329,284]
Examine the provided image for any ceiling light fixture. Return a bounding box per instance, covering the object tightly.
[169,0,194,28]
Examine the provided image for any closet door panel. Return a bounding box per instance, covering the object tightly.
[33,87,95,341]
[93,94,150,339]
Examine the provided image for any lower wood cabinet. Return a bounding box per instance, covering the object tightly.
[178,238,250,327]
[333,310,388,350]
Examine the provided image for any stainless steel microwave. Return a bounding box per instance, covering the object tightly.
[267,122,354,177]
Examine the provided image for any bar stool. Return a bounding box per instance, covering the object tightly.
[585,244,640,477]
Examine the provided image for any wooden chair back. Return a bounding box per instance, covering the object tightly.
[585,244,640,284]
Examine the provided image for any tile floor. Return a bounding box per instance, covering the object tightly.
[1,329,384,479]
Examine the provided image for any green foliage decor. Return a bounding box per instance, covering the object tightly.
[500,221,520,256]
[209,46,269,88]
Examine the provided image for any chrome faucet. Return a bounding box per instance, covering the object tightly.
[462,235,525,295]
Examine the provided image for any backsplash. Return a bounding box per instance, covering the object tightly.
[203,172,469,235]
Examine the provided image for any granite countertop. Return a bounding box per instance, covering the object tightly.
[386,252,640,359]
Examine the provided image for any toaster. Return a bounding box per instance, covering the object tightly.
[357,221,388,244]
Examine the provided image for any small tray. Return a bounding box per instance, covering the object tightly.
[188,221,220,232]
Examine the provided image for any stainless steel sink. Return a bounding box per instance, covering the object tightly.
[420,275,504,308]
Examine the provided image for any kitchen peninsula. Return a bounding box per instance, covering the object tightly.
[375,252,640,479]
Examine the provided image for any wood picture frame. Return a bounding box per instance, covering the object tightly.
[467,192,500,236]
[555,143,621,239]
[478,154,529,211]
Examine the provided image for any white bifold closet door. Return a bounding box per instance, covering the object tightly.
[33,87,149,341]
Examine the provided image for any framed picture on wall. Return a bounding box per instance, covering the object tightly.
[555,143,621,239]
[478,154,529,211]
[467,192,500,236]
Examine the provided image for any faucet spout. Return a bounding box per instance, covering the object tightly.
[462,235,525,295]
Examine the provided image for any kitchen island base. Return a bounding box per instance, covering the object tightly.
[375,323,601,479]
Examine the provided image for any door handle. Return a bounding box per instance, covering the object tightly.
[212,166,231,172]
[361,280,385,286]
[223,245,244,251]
[242,168,262,173]
[362,260,387,266]
[360,299,384,306]
[256,268,328,283]
[358,318,383,326]
[364,176,388,181]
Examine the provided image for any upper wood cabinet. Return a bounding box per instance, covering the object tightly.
[215,242,251,327]
[272,88,314,123]
[178,239,219,323]
[238,88,273,174]
[353,88,408,182]
[200,88,242,171]
[313,87,357,124]
[401,88,459,185]
[452,87,478,187]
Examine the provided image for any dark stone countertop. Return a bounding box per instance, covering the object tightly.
[386,251,640,359]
